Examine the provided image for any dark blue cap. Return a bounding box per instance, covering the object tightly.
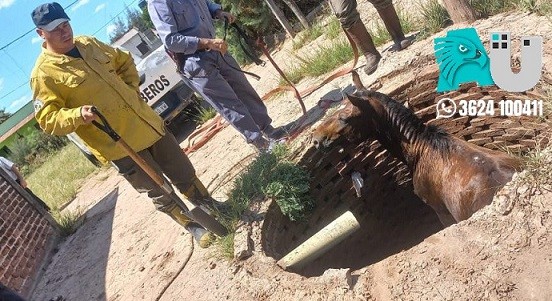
[31,2,70,31]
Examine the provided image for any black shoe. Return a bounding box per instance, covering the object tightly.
[194,197,232,215]
[262,125,287,140]
[251,136,271,152]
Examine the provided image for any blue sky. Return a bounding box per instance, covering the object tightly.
[0,0,143,113]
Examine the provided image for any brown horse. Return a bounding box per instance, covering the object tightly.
[312,71,522,226]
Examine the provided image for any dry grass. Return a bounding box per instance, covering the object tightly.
[51,208,85,237]
[26,144,99,211]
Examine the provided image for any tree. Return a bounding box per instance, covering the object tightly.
[108,17,128,44]
[439,0,477,23]
[109,7,154,44]
[0,108,12,124]
[140,8,154,30]
[264,0,296,37]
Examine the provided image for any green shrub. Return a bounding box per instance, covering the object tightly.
[194,106,217,125]
[8,130,68,174]
[326,17,342,40]
[263,162,312,221]
[26,144,98,211]
[279,38,353,85]
[225,145,312,225]
[51,209,83,237]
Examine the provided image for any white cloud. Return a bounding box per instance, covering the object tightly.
[71,0,90,12]
[0,0,15,10]
[31,36,43,44]
[8,94,30,110]
[106,24,117,36]
[95,3,106,13]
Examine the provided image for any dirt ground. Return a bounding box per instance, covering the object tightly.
[30,5,552,301]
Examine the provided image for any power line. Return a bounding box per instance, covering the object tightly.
[0,82,28,103]
[0,0,81,105]
[0,0,140,51]
[93,0,140,36]
[2,49,27,76]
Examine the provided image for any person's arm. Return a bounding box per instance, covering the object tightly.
[31,76,90,136]
[148,0,229,54]
[10,164,27,188]
[208,1,236,23]
[148,0,200,54]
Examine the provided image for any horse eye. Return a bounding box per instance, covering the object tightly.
[458,44,468,53]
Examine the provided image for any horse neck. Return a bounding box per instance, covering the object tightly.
[372,104,412,166]
[380,108,426,169]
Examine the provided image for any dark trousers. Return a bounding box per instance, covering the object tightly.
[181,51,272,142]
[0,283,26,301]
[112,131,196,213]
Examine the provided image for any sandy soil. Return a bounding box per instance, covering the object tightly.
[30,6,552,301]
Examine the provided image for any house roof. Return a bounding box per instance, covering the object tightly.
[111,28,141,48]
[0,101,35,143]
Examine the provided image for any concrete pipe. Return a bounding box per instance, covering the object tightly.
[277,211,361,270]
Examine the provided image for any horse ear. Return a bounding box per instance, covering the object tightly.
[346,93,364,108]
[351,70,366,91]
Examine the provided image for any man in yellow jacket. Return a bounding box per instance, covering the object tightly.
[30,2,218,248]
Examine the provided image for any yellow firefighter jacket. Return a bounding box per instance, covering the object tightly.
[30,36,165,163]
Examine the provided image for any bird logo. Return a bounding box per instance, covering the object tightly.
[434,28,494,92]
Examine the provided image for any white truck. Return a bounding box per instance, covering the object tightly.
[68,29,196,166]
[120,28,196,125]
[135,45,196,125]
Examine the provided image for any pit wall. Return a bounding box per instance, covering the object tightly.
[0,168,59,297]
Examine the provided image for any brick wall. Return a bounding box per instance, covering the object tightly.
[0,168,59,297]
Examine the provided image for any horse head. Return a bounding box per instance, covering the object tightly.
[312,71,384,150]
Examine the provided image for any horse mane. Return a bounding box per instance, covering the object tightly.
[352,89,452,154]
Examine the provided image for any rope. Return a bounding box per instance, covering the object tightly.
[259,28,360,102]
[220,19,262,80]
[256,37,307,115]
[179,25,359,155]
[154,235,194,301]
[182,116,227,155]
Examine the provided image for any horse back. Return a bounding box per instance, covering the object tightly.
[412,137,521,222]
[446,137,521,219]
